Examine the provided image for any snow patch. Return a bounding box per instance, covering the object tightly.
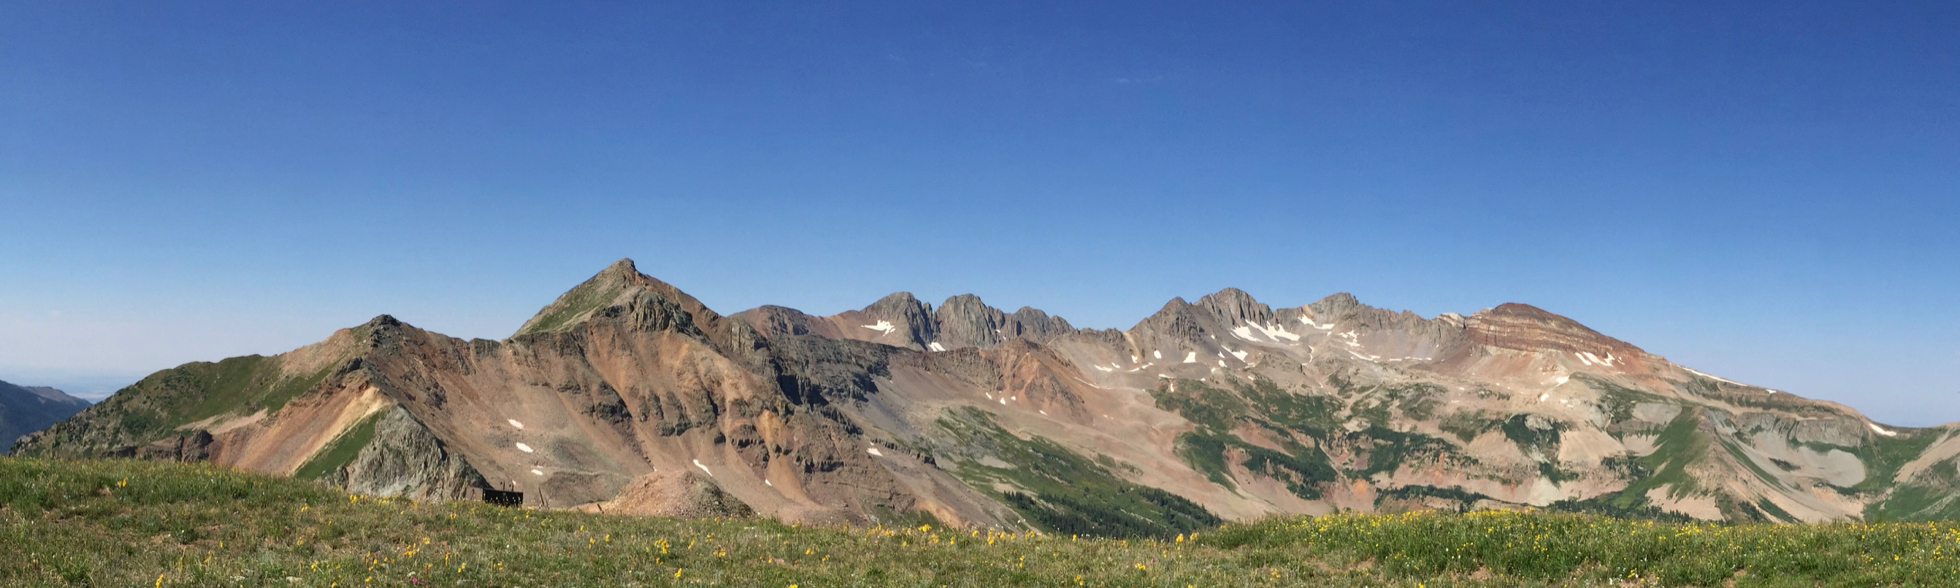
[1577,351,1618,367]
[1183,351,1198,363]
[1038,410,1047,415]
[1262,324,1301,341]
[531,469,544,476]
[693,459,712,476]
[862,320,896,336]
[1539,393,1550,402]
[927,341,947,352]
[1093,365,1113,372]
[1230,326,1259,341]
[507,419,525,429]
[1869,423,1898,437]
[999,398,1007,405]
[515,443,534,453]
[1239,323,1301,342]
[1153,350,1163,359]
[765,479,773,487]
[867,447,884,456]
[1299,316,1336,330]
[1682,367,1742,385]
[1228,349,1249,362]
[1131,355,1140,363]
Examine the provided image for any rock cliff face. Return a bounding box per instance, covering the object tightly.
[326,406,490,502]
[18,259,1959,531]
[734,292,1074,353]
[1466,303,1642,359]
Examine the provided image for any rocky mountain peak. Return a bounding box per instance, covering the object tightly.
[514,259,718,337]
[1307,292,1365,319]
[1006,307,1073,342]
[864,292,928,317]
[1465,302,1642,357]
[1131,296,1212,343]
[1195,288,1274,327]
[848,292,937,349]
[599,257,640,278]
[933,294,1006,349]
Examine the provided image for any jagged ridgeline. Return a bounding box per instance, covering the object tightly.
[16,258,1960,534]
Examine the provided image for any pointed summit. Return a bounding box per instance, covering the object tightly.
[1307,292,1364,318]
[602,257,638,274]
[933,294,1006,349]
[513,258,716,337]
[1195,288,1273,328]
[836,292,936,350]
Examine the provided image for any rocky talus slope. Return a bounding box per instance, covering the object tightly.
[16,259,1960,531]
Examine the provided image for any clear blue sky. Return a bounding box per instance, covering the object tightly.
[2,2,1956,424]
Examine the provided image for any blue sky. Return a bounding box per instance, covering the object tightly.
[2,2,1956,424]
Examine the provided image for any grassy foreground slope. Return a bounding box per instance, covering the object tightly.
[4,458,1959,587]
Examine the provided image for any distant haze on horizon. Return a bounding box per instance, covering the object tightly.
[2,2,1956,424]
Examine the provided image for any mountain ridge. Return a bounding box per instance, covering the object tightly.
[17,258,1960,530]
[0,379,90,455]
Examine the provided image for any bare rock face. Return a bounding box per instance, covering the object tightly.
[736,305,841,339]
[327,406,491,502]
[1132,297,1212,342]
[931,295,1075,350]
[1465,303,1641,358]
[135,430,214,462]
[1195,287,1274,328]
[595,470,754,518]
[1005,306,1073,342]
[932,294,1006,349]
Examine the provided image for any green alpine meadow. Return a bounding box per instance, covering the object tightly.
[6,457,1959,587]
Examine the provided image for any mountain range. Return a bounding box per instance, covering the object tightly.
[15,259,1960,533]
[0,379,89,454]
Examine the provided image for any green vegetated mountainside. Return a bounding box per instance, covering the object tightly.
[7,457,1960,587]
[15,258,1960,537]
[0,380,90,454]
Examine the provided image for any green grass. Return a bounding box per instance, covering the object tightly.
[935,408,1219,539]
[1439,409,1500,442]
[7,457,1960,587]
[1851,430,1942,494]
[1869,458,1960,521]
[19,353,341,460]
[516,272,629,335]
[291,411,384,481]
[1354,425,1456,478]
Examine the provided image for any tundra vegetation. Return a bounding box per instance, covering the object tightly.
[6,457,1958,587]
